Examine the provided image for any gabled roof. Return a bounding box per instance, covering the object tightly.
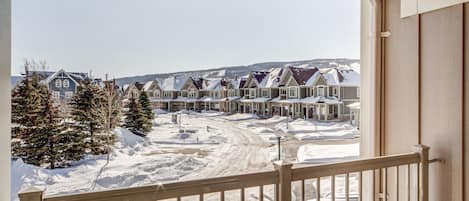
[258,68,283,88]
[143,81,155,91]
[192,77,205,89]
[288,67,319,86]
[317,67,360,87]
[204,78,228,90]
[161,76,187,91]
[134,82,144,91]
[252,71,269,84]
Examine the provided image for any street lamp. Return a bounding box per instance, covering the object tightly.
[277,136,281,161]
[177,111,182,130]
[284,105,289,130]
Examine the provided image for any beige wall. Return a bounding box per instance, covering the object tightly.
[379,1,468,200]
[0,0,11,200]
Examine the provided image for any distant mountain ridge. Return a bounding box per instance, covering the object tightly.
[10,58,359,87]
[114,58,359,86]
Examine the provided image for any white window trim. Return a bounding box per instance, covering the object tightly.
[63,79,70,88]
[55,79,62,88]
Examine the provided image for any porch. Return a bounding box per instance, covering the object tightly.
[19,145,430,201]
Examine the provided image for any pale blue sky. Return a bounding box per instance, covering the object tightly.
[12,0,360,78]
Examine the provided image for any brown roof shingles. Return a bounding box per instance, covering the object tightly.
[288,67,319,85]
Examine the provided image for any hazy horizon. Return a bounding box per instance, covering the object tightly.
[12,0,360,78]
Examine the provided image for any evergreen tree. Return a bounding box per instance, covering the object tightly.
[39,88,85,168]
[12,69,85,168]
[69,80,109,154]
[11,73,45,165]
[123,95,151,135]
[138,91,154,128]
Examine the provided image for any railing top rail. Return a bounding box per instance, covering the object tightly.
[43,170,278,201]
[291,152,420,181]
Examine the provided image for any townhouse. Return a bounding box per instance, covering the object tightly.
[238,69,283,116]
[29,69,89,102]
[128,66,359,121]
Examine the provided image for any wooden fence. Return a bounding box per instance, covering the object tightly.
[18,145,429,201]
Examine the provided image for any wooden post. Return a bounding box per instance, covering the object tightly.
[274,161,292,201]
[413,145,429,201]
[18,187,43,201]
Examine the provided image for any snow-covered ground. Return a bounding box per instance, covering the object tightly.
[11,111,359,201]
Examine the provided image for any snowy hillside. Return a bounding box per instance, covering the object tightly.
[114,58,359,86]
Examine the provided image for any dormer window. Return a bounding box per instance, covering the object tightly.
[261,89,268,97]
[55,79,62,88]
[317,86,325,97]
[249,89,256,98]
[332,87,338,96]
[63,79,70,88]
[288,87,297,98]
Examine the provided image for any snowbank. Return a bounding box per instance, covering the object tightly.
[297,143,359,164]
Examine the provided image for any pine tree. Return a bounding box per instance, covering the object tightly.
[69,80,109,154]
[123,95,151,135]
[11,73,46,165]
[12,69,86,168]
[39,87,85,168]
[138,91,154,130]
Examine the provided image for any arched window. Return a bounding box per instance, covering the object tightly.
[63,79,70,88]
[55,79,62,88]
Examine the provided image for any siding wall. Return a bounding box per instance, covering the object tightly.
[380,1,468,200]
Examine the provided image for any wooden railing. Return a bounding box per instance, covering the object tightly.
[18,145,429,201]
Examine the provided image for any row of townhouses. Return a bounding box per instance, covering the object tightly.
[123,66,360,121]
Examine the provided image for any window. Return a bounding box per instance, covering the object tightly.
[188,89,197,98]
[288,87,297,97]
[63,79,70,88]
[317,86,325,96]
[280,88,287,95]
[261,89,268,97]
[55,79,62,88]
[53,91,61,99]
[155,91,160,98]
[249,89,256,98]
[357,87,360,98]
[332,87,338,96]
[65,91,74,99]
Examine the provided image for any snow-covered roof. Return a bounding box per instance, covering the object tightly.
[205,79,224,90]
[288,67,319,86]
[161,76,186,91]
[143,81,154,91]
[306,67,360,87]
[43,69,81,86]
[258,68,283,88]
[338,68,360,87]
[122,84,130,92]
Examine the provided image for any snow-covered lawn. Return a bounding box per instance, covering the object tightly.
[11,111,359,201]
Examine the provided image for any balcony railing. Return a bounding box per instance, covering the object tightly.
[18,145,429,201]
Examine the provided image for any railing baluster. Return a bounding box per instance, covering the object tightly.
[259,185,263,201]
[396,166,400,201]
[301,179,305,201]
[241,188,245,201]
[407,164,411,201]
[345,173,350,201]
[316,177,321,201]
[221,191,225,201]
[359,171,362,201]
[372,169,376,201]
[275,184,279,201]
[383,168,387,201]
[331,175,335,201]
